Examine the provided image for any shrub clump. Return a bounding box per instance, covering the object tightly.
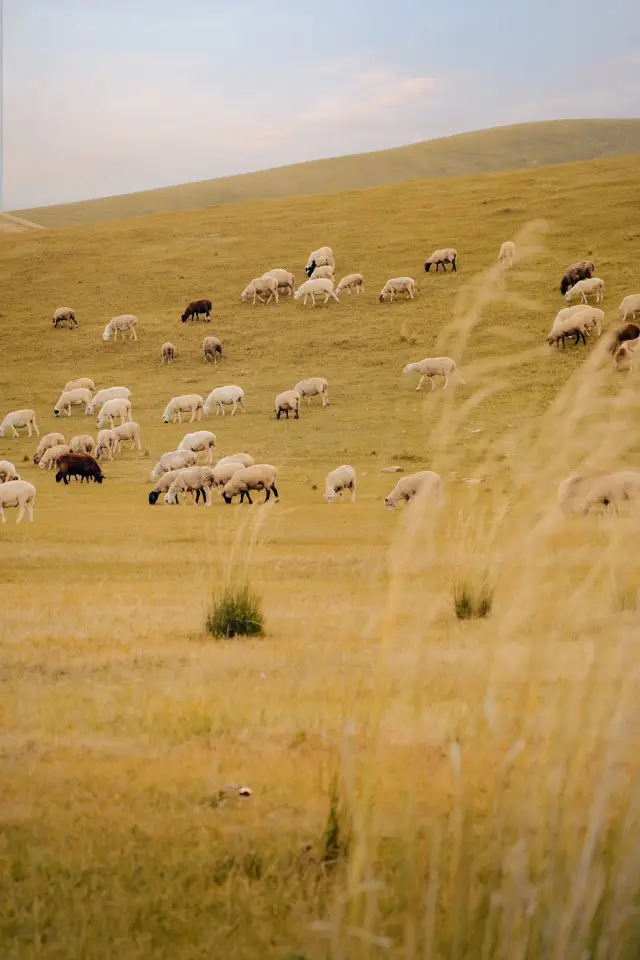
[205,583,264,639]
[453,580,493,620]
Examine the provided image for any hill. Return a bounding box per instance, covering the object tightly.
[12,118,640,229]
[2,154,640,956]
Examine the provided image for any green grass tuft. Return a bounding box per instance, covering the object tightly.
[204,584,265,639]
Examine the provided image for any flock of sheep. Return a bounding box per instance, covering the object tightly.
[2,240,640,524]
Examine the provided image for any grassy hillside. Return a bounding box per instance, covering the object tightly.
[2,154,640,957]
[13,118,640,229]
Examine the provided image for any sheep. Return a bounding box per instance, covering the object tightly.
[564,277,605,304]
[384,471,443,509]
[0,460,19,483]
[55,453,104,485]
[379,278,416,302]
[424,248,457,273]
[33,432,65,464]
[608,322,640,355]
[294,278,340,306]
[53,387,93,417]
[221,464,279,504]
[612,339,640,373]
[305,247,335,277]
[325,465,356,503]
[335,273,364,295]
[162,394,205,424]
[403,357,465,390]
[309,264,335,281]
[149,469,188,504]
[211,460,246,487]
[547,314,590,348]
[558,471,640,515]
[113,421,142,451]
[164,466,218,506]
[95,429,119,462]
[619,294,640,322]
[0,410,39,439]
[241,276,279,305]
[553,305,604,338]
[38,444,72,470]
[216,453,255,468]
[63,378,95,393]
[150,449,198,481]
[0,479,36,522]
[70,435,95,455]
[96,398,133,428]
[202,336,223,363]
[498,241,515,268]
[263,269,295,297]
[294,377,329,407]
[560,261,594,296]
[181,299,212,323]
[103,314,137,341]
[161,342,176,364]
[204,386,245,417]
[52,306,77,328]
[178,430,217,463]
[275,389,301,420]
[88,387,131,413]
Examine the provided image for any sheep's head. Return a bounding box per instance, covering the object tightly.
[384,496,396,509]
[55,471,63,483]
[305,261,316,278]
[402,364,413,376]
[424,262,432,272]
[180,312,189,322]
[102,326,111,341]
[222,492,233,504]
[53,408,60,417]
[148,491,160,505]
[378,292,385,302]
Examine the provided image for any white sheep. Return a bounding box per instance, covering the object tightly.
[241,276,279,305]
[113,421,142,451]
[95,429,120,461]
[88,387,131,413]
[325,465,356,503]
[424,248,457,273]
[63,378,95,393]
[53,387,93,417]
[216,453,255,468]
[335,273,364,295]
[221,464,279,504]
[558,471,640,515]
[294,377,329,407]
[148,469,187,504]
[0,460,20,482]
[275,389,301,420]
[403,357,465,390]
[52,306,77,328]
[263,269,295,297]
[498,241,515,268]
[0,479,36,523]
[96,397,133,428]
[564,277,605,304]
[38,444,72,470]
[204,386,245,417]
[619,294,640,321]
[162,394,204,424]
[211,460,246,487]
[305,247,335,275]
[103,314,138,341]
[0,410,39,439]
[294,278,340,306]
[203,336,224,363]
[150,449,198,481]
[379,277,416,302]
[309,264,335,281]
[33,432,65,464]
[547,314,590,347]
[178,430,217,463]
[552,305,603,339]
[384,470,443,509]
[164,466,218,506]
[161,342,176,364]
[70,435,95,455]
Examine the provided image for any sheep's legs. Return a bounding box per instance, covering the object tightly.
[238,398,245,412]
[240,491,253,504]
[0,507,5,523]
[264,488,271,503]
[331,291,340,303]
[311,293,316,306]
[231,401,237,416]
[271,484,279,500]
[416,375,424,391]
[131,328,138,340]
[452,260,457,271]
[408,289,414,299]
[443,376,449,389]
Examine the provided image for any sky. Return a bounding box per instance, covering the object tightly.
[2,0,640,210]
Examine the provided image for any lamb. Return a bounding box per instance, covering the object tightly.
[95,429,119,462]
[325,465,356,503]
[164,466,218,506]
[202,336,223,363]
[379,278,416,302]
[0,479,36,523]
[335,273,364,295]
[424,248,457,273]
[53,387,93,417]
[547,314,590,348]
[203,386,245,417]
[0,410,39,439]
[178,430,217,463]
[221,464,279,504]
[263,269,295,297]
[162,394,205,424]
[558,471,640,515]
[216,453,255,468]
[70,435,95,455]
[0,461,19,483]
[211,460,246,487]
[294,278,340,306]
[305,247,335,277]
[403,357,465,390]
[241,276,279,305]
[38,444,72,470]
[88,387,131,412]
[619,294,640,322]
[384,471,443,509]
[560,261,594,296]
[161,342,176,364]
[63,378,95,393]
[96,397,133,428]
[564,277,605,304]
[553,305,604,338]
[33,432,65,464]
[55,453,104,485]
[498,241,515,268]
[293,377,329,407]
[309,264,335,281]
[181,299,212,323]
[613,339,640,373]
[112,421,142,451]
[275,389,301,420]
[149,469,188,504]
[150,449,198,481]
[103,314,138,341]
[52,306,77,328]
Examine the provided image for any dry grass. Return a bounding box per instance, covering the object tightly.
[2,154,640,957]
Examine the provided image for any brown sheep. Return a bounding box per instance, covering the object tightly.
[608,322,640,354]
[560,260,594,296]
[181,299,212,323]
[55,453,105,485]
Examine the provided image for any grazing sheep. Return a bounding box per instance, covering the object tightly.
[178,430,217,463]
[161,342,176,364]
[221,464,279,504]
[113,421,142,451]
[241,276,279,305]
[379,278,416,302]
[202,336,223,363]
[53,387,93,417]
[88,386,131,413]
[0,410,39,439]
[38,444,72,470]
[275,389,301,420]
[55,453,104,485]
[211,460,246,488]
[560,261,594,296]
[547,314,590,348]
[70,435,95,455]
[150,449,198,481]
[162,394,205,424]
[96,397,133,428]
[0,479,36,523]
[384,471,443,509]
[619,294,640,322]
[204,386,245,417]
[294,278,340,306]
[564,277,605,304]
[403,357,465,390]
[608,322,640,355]
[263,269,295,297]
[612,340,640,373]
[181,299,212,323]
[63,378,95,393]
[216,453,255,468]
[553,305,604,338]
[149,469,189,505]
[164,466,218,506]
[103,315,137,342]
[558,471,640,515]
[294,377,329,407]
[52,306,77,328]
[424,248,457,273]
[309,264,335,281]
[325,465,356,503]
[336,273,364,295]
[95,429,119,462]
[0,460,19,483]
[305,247,335,277]
[498,241,515,268]
[33,432,65,464]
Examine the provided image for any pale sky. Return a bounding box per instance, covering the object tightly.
[2,0,640,210]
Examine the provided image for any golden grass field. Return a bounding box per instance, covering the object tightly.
[2,152,640,958]
[14,119,640,229]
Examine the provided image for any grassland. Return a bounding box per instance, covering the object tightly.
[13,119,640,229]
[2,153,640,958]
